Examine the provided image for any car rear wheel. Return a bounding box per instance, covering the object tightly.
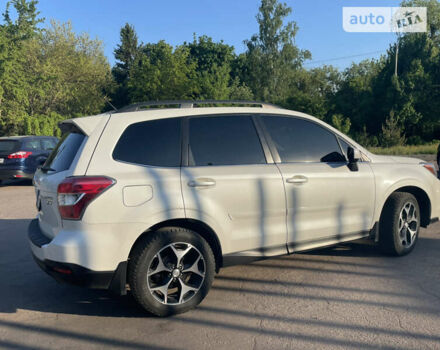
[128,227,215,317]
[379,192,420,256]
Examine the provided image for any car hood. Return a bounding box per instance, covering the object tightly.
[369,154,425,164]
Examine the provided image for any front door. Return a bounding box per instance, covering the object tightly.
[258,115,375,252]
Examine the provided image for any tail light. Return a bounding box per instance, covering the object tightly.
[57,176,115,220]
[8,151,32,159]
[422,163,437,177]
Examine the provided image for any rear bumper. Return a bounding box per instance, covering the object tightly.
[27,219,127,294]
[0,168,33,180]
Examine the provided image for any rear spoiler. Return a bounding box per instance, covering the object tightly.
[59,122,84,135]
[59,113,110,136]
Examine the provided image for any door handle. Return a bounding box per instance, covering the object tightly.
[286,175,308,184]
[188,178,216,188]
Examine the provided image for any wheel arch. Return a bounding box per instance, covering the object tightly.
[128,218,223,272]
[380,186,431,228]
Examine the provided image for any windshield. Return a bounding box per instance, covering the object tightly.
[43,132,85,173]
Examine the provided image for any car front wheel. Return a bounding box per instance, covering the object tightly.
[128,227,215,316]
[379,192,420,256]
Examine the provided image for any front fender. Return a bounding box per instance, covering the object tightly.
[371,162,439,224]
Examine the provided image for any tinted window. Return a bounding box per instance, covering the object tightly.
[0,140,18,153]
[44,133,85,172]
[188,115,266,166]
[338,137,351,159]
[261,116,345,163]
[23,140,41,150]
[41,138,57,151]
[113,118,181,167]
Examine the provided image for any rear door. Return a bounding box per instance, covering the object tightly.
[181,115,287,256]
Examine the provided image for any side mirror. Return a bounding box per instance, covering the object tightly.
[347,146,360,172]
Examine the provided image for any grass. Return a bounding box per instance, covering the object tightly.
[367,143,439,155]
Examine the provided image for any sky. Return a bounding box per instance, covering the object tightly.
[34,0,404,70]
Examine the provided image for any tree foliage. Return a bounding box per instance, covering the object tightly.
[111,23,138,108]
[0,0,112,136]
[1,0,439,148]
[241,0,311,102]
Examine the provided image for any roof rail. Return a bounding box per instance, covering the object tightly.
[115,100,280,113]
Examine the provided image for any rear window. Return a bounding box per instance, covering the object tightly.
[0,140,19,153]
[44,133,85,173]
[113,118,181,167]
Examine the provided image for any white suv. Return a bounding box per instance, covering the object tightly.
[28,101,440,316]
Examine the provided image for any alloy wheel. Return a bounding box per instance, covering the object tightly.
[147,242,205,305]
[398,202,419,248]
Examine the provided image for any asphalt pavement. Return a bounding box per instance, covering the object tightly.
[0,180,439,349]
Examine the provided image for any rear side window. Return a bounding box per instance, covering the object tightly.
[0,140,18,153]
[113,118,182,167]
[261,115,345,163]
[188,115,266,166]
[41,139,57,151]
[44,133,85,173]
[23,140,41,150]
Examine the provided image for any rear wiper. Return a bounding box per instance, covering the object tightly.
[40,166,55,173]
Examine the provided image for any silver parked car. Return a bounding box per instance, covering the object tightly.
[28,101,440,316]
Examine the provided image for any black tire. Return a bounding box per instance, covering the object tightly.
[128,227,215,317]
[379,192,420,256]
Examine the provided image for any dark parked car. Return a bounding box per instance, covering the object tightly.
[437,144,440,167]
[0,136,58,184]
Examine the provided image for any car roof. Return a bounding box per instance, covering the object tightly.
[0,135,56,141]
[61,106,373,157]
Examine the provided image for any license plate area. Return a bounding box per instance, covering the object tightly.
[0,158,4,164]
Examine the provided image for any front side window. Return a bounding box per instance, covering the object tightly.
[113,118,182,167]
[337,137,352,159]
[261,115,345,163]
[188,115,266,166]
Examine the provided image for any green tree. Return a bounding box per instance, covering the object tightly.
[112,23,139,107]
[371,0,440,141]
[331,114,351,135]
[184,35,236,99]
[242,0,310,102]
[0,0,42,135]
[24,21,113,118]
[128,41,197,102]
[380,111,406,147]
[284,65,340,119]
[333,59,383,134]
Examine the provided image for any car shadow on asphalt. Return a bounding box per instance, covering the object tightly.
[0,179,33,187]
[0,217,438,318]
[0,218,148,318]
[1,218,440,348]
